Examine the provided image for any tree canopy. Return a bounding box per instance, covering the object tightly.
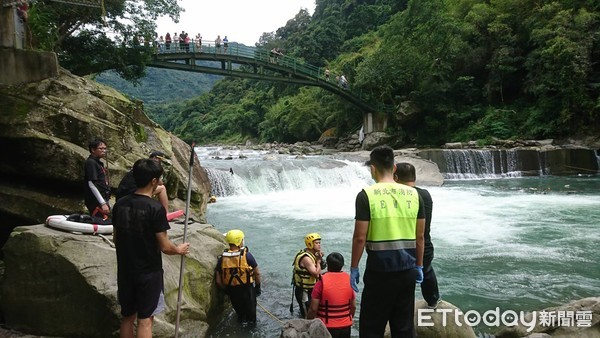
[27,0,183,81]
[116,0,600,146]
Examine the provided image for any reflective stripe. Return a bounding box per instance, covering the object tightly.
[363,182,420,272]
[221,247,254,286]
[366,239,416,251]
[365,183,419,242]
[222,250,242,257]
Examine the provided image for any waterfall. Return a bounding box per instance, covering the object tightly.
[442,149,523,179]
[199,148,372,197]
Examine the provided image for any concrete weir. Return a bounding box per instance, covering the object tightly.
[417,148,599,178]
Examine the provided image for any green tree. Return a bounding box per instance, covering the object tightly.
[27,0,183,81]
[524,4,598,134]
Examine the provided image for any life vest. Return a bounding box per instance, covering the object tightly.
[364,182,420,272]
[292,249,318,289]
[220,247,254,287]
[317,272,354,328]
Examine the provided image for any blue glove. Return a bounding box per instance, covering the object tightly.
[416,265,424,284]
[350,267,360,292]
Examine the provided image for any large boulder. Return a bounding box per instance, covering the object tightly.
[0,68,211,230]
[382,300,476,338]
[413,300,477,338]
[362,132,394,150]
[280,319,331,338]
[333,150,445,187]
[0,222,227,337]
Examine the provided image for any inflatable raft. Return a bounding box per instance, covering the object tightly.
[45,209,185,234]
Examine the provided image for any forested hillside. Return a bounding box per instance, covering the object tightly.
[144,0,600,146]
[93,68,221,105]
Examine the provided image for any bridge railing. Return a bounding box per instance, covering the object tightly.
[155,40,334,78]
[152,40,394,112]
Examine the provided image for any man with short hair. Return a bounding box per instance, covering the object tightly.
[395,162,441,309]
[116,151,169,212]
[351,145,425,338]
[112,158,190,338]
[292,233,326,318]
[308,252,356,338]
[83,138,110,218]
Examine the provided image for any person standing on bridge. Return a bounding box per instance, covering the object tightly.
[165,32,171,50]
[173,32,179,51]
[184,32,190,52]
[223,36,229,53]
[179,31,186,51]
[195,33,202,51]
[215,35,222,53]
[340,75,349,90]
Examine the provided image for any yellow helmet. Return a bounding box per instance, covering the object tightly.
[225,229,245,247]
[305,232,321,250]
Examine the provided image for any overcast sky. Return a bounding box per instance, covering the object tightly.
[156,0,316,46]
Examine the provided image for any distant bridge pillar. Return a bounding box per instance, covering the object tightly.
[363,111,388,134]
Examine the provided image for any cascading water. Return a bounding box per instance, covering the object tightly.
[198,147,600,338]
[422,147,599,178]
[442,149,522,179]
[201,147,370,197]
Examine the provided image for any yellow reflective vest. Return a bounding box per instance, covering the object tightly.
[292,249,318,289]
[364,182,420,272]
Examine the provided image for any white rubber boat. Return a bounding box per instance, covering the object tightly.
[45,210,185,234]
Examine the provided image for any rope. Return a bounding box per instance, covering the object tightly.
[257,301,285,326]
[96,233,115,248]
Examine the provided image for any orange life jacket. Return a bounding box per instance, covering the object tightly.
[317,272,354,328]
[220,247,254,287]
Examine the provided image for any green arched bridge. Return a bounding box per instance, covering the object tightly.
[149,41,388,114]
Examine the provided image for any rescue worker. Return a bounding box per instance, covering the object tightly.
[395,162,441,309]
[307,252,356,338]
[351,145,425,338]
[291,232,326,318]
[215,229,262,324]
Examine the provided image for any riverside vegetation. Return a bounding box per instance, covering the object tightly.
[25,0,600,147]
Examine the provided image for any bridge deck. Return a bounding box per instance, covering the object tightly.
[149,40,391,113]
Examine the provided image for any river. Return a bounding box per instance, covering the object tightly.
[197,146,600,337]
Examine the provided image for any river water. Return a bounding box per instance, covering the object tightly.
[198,147,600,338]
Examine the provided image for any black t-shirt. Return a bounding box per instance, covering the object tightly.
[415,187,435,260]
[115,170,136,200]
[83,155,110,204]
[113,194,170,277]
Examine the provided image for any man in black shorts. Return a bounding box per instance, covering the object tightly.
[112,158,190,337]
[84,138,111,218]
[395,162,441,309]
